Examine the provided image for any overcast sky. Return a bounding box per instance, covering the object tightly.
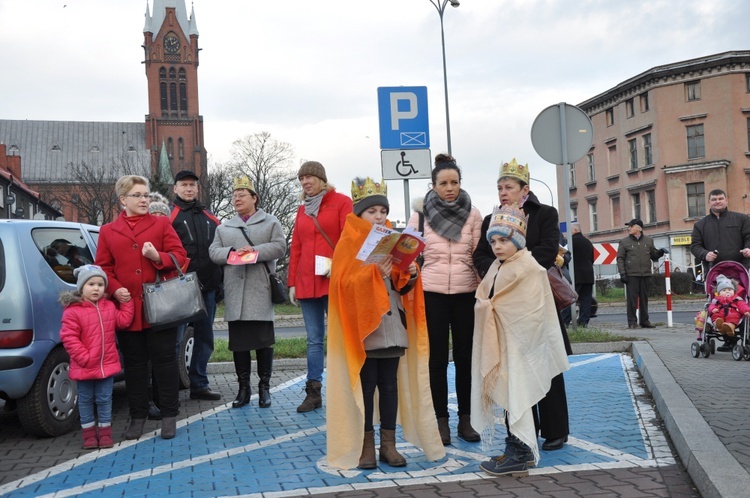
[1,0,747,221]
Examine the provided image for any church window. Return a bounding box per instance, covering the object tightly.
[167,138,174,158]
[159,67,167,79]
[169,67,176,79]
[180,83,187,116]
[179,68,186,81]
[178,138,184,159]
[160,82,168,112]
[170,83,178,116]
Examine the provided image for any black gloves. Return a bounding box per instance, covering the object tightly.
[620,275,628,284]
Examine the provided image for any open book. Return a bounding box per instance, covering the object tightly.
[356,224,426,271]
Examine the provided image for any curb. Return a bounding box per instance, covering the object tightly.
[632,341,750,498]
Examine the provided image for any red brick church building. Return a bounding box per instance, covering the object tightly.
[0,0,207,223]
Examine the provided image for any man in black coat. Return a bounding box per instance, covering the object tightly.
[571,224,595,327]
[171,170,223,400]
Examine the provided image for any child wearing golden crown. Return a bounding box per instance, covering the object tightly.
[325,177,445,470]
[471,203,570,476]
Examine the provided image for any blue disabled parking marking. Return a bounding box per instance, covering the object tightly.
[0,353,673,497]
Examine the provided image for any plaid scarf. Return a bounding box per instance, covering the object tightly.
[422,188,472,241]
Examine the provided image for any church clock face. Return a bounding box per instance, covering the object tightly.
[164,33,180,53]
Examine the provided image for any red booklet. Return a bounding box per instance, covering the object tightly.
[356,225,426,271]
[227,251,259,265]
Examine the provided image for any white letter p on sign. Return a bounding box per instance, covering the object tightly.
[390,92,418,130]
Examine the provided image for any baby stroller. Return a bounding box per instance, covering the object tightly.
[691,260,750,360]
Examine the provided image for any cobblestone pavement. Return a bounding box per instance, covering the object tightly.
[0,303,741,497]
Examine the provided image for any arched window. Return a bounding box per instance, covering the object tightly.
[178,138,184,159]
[167,138,174,158]
[159,67,167,79]
[179,68,186,81]
[160,82,168,112]
[170,83,178,115]
[179,83,187,116]
[169,67,176,79]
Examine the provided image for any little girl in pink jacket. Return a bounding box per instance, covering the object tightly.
[59,265,134,449]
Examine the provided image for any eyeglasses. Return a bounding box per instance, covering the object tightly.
[124,193,151,199]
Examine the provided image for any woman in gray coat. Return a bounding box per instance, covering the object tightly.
[209,177,286,408]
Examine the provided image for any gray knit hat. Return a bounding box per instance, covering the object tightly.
[73,265,108,293]
[715,274,735,294]
[297,161,328,183]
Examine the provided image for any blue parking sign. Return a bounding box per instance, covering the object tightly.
[377,86,430,150]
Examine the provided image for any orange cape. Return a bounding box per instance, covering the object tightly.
[325,213,445,469]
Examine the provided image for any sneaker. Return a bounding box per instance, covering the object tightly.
[480,455,529,477]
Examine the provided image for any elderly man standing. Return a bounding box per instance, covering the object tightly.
[691,189,750,350]
[171,170,223,401]
[616,219,666,329]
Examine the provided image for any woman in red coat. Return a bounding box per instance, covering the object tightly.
[95,175,188,441]
[287,161,352,413]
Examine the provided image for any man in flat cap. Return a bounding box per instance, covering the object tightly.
[617,219,666,329]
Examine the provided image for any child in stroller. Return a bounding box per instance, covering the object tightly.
[692,260,750,359]
[708,274,750,337]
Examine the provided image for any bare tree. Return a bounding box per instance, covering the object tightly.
[62,152,149,225]
[225,132,300,275]
[206,161,237,222]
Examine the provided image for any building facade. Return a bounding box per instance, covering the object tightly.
[0,143,62,220]
[0,0,206,223]
[562,51,750,275]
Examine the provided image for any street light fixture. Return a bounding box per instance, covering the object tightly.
[428,0,460,154]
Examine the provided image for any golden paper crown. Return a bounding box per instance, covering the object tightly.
[233,176,255,191]
[351,177,387,204]
[498,158,530,185]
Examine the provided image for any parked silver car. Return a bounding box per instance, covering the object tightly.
[0,220,193,437]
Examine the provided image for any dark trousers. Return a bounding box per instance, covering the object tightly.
[117,327,180,419]
[576,283,594,325]
[360,357,400,432]
[626,276,650,325]
[424,291,476,418]
[533,373,569,439]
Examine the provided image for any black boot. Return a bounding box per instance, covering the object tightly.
[232,351,251,408]
[256,347,273,408]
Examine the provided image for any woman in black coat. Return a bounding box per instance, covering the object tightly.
[473,159,571,452]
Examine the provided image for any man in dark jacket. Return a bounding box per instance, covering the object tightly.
[690,189,750,350]
[571,224,595,327]
[172,170,223,400]
[617,219,666,329]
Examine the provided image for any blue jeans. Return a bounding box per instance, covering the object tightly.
[178,289,217,391]
[77,377,114,426]
[300,296,328,383]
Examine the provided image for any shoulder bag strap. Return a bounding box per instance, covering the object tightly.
[237,227,274,275]
[310,215,336,250]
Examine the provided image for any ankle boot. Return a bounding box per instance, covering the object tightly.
[358,430,377,469]
[296,380,322,413]
[82,426,98,449]
[97,425,114,448]
[123,418,146,440]
[724,322,736,337]
[161,416,177,439]
[232,351,251,408]
[257,347,273,408]
[379,428,406,467]
[437,417,451,445]
[457,414,481,442]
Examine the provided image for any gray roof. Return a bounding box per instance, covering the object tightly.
[145,0,197,38]
[0,120,151,183]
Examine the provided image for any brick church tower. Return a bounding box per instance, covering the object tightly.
[143,0,207,184]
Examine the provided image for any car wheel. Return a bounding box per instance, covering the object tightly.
[179,324,194,390]
[16,347,78,437]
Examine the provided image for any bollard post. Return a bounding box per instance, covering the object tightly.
[665,254,673,327]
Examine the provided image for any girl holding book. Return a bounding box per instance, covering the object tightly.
[326,177,445,470]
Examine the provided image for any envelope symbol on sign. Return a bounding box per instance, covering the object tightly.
[400,132,426,146]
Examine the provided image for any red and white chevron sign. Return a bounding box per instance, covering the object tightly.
[593,243,619,265]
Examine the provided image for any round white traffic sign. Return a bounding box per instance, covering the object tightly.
[531,103,593,165]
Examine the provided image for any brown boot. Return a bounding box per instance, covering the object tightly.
[714,318,724,331]
[457,414,481,442]
[296,380,322,413]
[82,426,98,449]
[723,322,736,336]
[437,417,451,445]
[358,430,377,469]
[379,428,406,467]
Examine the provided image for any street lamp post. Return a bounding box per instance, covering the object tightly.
[428,0,460,154]
[530,176,555,207]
